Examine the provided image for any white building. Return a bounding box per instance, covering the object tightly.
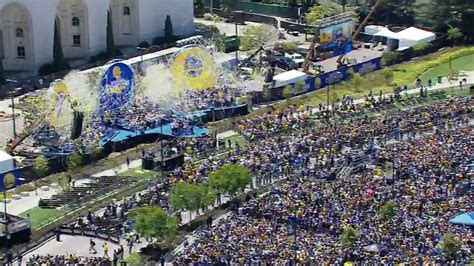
[0,0,194,72]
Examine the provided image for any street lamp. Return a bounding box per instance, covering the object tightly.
[3,172,17,253]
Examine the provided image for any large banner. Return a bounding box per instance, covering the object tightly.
[99,62,135,115]
[0,169,21,192]
[319,20,354,49]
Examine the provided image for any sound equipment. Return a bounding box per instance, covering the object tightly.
[142,153,185,171]
[71,112,84,139]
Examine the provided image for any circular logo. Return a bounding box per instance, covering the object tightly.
[185,55,204,78]
[4,173,16,190]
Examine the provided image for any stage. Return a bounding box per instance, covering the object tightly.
[99,103,249,147]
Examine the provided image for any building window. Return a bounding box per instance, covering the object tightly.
[73,35,81,46]
[16,28,24,38]
[72,17,80,26]
[123,6,130,15]
[17,46,25,58]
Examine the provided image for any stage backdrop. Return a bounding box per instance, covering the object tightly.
[99,62,135,116]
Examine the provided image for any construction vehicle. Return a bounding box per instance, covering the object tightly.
[239,46,265,68]
[302,0,385,72]
[336,0,385,68]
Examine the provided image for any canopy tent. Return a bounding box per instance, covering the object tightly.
[272,70,307,88]
[449,213,474,226]
[364,25,436,51]
[0,151,14,174]
[373,28,399,39]
[396,27,436,50]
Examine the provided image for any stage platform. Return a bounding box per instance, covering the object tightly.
[99,124,209,146]
[99,103,249,146]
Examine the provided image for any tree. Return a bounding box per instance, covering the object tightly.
[441,233,462,259]
[106,10,116,56]
[379,200,396,222]
[382,51,399,67]
[416,0,473,39]
[447,25,463,46]
[283,85,293,100]
[34,156,49,177]
[305,5,335,26]
[372,0,415,26]
[129,207,178,245]
[282,42,298,54]
[53,17,67,72]
[164,15,174,43]
[240,25,279,51]
[341,226,359,247]
[381,67,394,84]
[125,252,144,266]
[68,152,84,173]
[33,155,49,195]
[169,182,213,216]
[209,164,252,196]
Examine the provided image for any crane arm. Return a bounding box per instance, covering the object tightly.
[336,0,385,68]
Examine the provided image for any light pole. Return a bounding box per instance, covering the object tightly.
[160,118,164,177]
[3,172,16,254]
[9,98,16,138]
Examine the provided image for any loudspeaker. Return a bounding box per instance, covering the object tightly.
[71,112,84,140]
[142,158,155,170]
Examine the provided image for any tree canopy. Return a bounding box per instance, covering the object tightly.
[209,163,252,195]
[341,226,359,247]
[441,233,462,259]
[129,206,178,244]
[240,25,278,51]
[169,182,216,213]
[379,199,396,222]
[34,155,49,177]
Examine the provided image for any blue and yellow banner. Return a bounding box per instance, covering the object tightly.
[0,169,21,192]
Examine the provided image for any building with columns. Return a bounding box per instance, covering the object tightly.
[0,0,194,72]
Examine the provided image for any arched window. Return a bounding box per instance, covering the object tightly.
[123,6,131,16]
[72,16,80,26]
[16,27,24,38]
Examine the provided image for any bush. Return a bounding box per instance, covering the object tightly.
[39,64,56,76]
[412,42,432,52]
[137,41,150,49]
[382,51,400,66]
[381,67,394,84]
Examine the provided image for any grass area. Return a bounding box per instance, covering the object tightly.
[20,207,66,229]
[303,46,474,107]
[420,53,474,84]
[226,134,250,148]
[119,168,156,180]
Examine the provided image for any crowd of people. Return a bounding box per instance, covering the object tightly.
[25,93,472,265]
[24,254,111,265]
[175,96,473,264]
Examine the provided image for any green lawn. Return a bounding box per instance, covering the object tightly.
[226,134,250,148]
[420,53,474,84]
[302,47,474,107]
[20,207,66,229]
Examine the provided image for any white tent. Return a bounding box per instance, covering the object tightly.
[272,70,307,88]
[373,28,399,39]
[0,151,14,174]
[395,27,436,50]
